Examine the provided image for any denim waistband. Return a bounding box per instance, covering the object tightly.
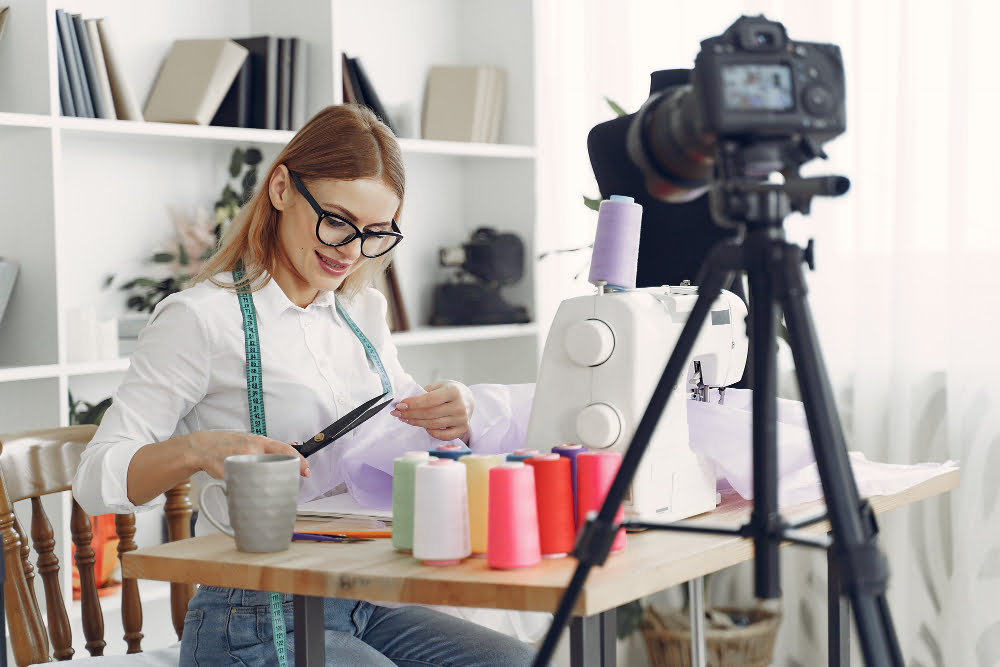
[197,585,293,607]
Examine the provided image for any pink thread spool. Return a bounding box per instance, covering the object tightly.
[576,451,626,552]
[413,458,471,566]
[487,462,541,569]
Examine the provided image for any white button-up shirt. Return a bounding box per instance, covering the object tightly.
[73,273,419,515]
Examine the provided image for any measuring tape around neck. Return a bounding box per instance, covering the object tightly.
[233,264,287,667]
[336,298,392,395]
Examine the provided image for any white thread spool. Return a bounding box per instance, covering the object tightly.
[413,458,471,565]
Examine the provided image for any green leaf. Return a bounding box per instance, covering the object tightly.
[177,241,189,266]
[130,278,161,288]
[102,274,115,288]
[229,148,245,177]
[221,184,239,207]
[605,97,628,117]
[244,148,263,165]
[152,252,176,263]
[583,195,602,211]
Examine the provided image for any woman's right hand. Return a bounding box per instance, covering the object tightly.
[191,431,310,479]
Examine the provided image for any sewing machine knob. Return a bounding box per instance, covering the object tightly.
[575,403,621,449]
[565,319,615,367]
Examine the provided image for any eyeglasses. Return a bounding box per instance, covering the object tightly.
[289,172,403,258]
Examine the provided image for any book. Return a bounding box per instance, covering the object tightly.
[143,38,248,125]
[297,492,392,521]
[341,52,361,105]
[0,259,19,327]
[0,6,10,41]
[232,36,278,130]
[422,65,506,142]
[349,56,397,134]
[289,37,307,130]
[481,68,506,143]
[373,262,408,332]
[73,14,110,119]
[67,14,95,117]
[277,37,292,130]
[211,48,251,128]
[84,19,116,120]
[55,26,76,117]
[95,17,143,120]
[54,9,88,117]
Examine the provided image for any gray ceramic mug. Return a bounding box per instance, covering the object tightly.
[199,453,300,552]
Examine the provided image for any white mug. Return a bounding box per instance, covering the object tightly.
[199,453,300,553]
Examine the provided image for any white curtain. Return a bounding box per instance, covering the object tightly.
[535,1,1000,665]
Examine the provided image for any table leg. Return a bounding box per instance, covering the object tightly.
[688,577,706,667]
[293,595,325,666]
[569,608,616,667]
[828,545,850,667]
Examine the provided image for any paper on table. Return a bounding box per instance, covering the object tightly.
[297,491,392,521]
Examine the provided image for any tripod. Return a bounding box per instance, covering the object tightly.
[532,145,903,667]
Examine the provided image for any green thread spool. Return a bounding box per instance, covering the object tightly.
[392,451,431,551]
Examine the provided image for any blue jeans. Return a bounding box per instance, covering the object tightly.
[179,586,538,666]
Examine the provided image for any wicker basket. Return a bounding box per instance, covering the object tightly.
[640,605,781,667]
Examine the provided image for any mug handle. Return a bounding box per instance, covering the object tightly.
[199,480,235,537]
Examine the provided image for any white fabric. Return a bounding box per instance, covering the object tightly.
[536,2,999,665]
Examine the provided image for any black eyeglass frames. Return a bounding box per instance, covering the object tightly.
[289,172,403,258]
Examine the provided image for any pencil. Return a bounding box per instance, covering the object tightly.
[297,530,392,539]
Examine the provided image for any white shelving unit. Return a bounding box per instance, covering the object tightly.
[0,0,542,435]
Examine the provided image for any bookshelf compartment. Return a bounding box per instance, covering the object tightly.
[0,126,58,368]
[0,377,62,431]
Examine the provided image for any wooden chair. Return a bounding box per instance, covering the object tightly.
[1,425,195,665]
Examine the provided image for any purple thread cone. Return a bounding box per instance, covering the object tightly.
[588,195,642,289]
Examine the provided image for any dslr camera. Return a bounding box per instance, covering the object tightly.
[626,14,847,203]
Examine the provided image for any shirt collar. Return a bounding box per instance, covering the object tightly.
[250,273,338,319]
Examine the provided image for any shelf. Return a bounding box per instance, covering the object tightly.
[0,114,538,158]
[392,322,538,347]
[0,112,52,128]
[0,327,538,381]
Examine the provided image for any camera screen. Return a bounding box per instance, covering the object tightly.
[721,64,794,111]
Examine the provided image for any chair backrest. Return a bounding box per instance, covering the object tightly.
[1,425,195,665]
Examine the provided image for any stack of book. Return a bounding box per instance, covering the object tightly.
[210,36,309,131]
[341,53,397,135]
[54,9,143,120]
[421,65,506,143]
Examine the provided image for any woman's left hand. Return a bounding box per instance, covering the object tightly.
[392,380,475,444]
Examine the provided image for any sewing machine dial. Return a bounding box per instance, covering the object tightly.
[564,318,616,367]
[575,402,621,448]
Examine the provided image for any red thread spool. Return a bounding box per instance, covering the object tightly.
[576,451,626,552]
[526,454,576,558]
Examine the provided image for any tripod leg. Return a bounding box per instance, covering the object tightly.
[777,246,904,667]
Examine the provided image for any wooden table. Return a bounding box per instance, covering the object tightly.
[123,467,959,666]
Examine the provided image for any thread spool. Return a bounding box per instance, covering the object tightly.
[461,453,505,555]
[588,195,643,290]
[487,462,541,569]
[412,458,471,565]
[429,443,472,460]
[506,448,540,462]
[576,451,626,552]
[392,451,431,552]
[525,454,576,558]
[551,444,587,519]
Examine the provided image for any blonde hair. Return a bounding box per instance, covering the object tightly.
[194,104,405,298]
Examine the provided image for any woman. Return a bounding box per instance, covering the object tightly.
[72,104,537,666]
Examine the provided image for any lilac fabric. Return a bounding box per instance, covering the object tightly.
[298,381,535,510]
[301,383,955,511]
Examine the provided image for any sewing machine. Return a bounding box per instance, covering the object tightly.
[525,285,748,521]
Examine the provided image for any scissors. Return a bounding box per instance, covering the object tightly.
[293,391,393,458]
[292,532,374,544]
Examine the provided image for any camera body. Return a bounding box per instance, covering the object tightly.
[693,15,845,142]
[625,15,847,203]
